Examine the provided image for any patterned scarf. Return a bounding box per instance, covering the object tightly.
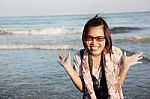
[81,47,124,99]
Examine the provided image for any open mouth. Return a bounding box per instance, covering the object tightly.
[90,46,99,51]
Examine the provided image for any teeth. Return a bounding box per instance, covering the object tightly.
[91,46,98,51]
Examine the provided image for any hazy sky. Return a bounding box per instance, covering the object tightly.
[0,0,150,16]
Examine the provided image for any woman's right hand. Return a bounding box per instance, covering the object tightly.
[58,52,72,68]
[58,52,84,92]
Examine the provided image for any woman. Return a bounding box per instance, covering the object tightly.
[58,15,143,99]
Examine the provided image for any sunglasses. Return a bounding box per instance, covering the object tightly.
[85,35,105,42]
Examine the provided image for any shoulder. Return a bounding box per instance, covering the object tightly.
[73,50,81,61]
[73,50,83,75]
[73,49,85,61]
[110,46,123,62]
[112,46,123,56]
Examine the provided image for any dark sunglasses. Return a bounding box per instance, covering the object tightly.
[85,36,105,42]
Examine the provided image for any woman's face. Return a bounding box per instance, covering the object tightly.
[85,26,105,56]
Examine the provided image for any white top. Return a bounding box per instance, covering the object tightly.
[73,51,101,79]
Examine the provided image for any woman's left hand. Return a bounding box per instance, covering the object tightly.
[122,52,143,69]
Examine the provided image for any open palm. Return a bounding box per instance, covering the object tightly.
[122,52,143,69]
[58,52,72,68]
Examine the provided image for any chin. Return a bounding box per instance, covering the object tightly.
[90,50,102,56]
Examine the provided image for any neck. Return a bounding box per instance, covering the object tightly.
[92,55,101,68]
[92,55,101,60]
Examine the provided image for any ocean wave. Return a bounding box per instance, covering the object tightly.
[0,27,81,35]
[121,48,150,61]
[111,26,142,34]
[114,36,150,43]
[0,26,144,35]
[0,44,79,50]
[0,44,149,61]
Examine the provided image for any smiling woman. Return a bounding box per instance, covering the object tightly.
[58,14,143,99]
[84,26,106,56]
[0,10,149,99]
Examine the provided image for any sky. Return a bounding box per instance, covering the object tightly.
[0,0,150,16]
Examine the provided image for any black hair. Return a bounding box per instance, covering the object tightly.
[82,14,112,54]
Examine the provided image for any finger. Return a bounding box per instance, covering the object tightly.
[123,51,127,57]
[59,52,64,57]
[59,52,65,59]
[67,52,70,58]
[132,52,140,58]
[138,56,143,60]
[137,61,143,64]
[137,52,143,57]
[58,54,62,59]
[133,52,143,60]
[59,55,63,60]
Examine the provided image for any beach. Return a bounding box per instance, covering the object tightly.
[0,11,150,99]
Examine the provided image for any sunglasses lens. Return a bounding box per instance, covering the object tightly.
[86,36,105,42]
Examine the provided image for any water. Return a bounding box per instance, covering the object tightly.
[0,11,150,99]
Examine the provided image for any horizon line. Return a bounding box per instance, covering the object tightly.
[0,10,150,17]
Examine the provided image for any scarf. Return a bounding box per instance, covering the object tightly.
[81,47,124,99]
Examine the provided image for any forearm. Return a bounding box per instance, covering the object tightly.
[119,51,143,86]
[64,65,84,92]
[119,66,129,86]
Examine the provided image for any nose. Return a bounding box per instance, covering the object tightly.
[92,38,97,44]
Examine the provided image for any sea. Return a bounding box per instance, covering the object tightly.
[0,11,150,99]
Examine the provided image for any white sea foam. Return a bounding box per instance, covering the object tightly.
[0,26,147,36]
[0,44,79,50]
[0,44,149,60]
[0,27,81,35]
[113,35,150,44]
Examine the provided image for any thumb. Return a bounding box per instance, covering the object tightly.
[67,52,71,59]
[68,52,70,57]
[123,51,127,57]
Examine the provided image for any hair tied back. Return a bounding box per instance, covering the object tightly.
[94,13,103,20]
